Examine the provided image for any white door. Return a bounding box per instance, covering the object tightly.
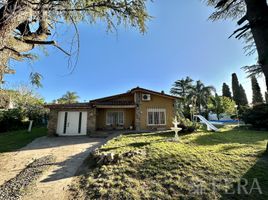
[57,111,87,136]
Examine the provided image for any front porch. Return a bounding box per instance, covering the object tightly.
[95,103,136,131]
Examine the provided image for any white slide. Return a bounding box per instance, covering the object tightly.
[194,115,219,132]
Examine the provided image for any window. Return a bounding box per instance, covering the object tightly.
[147,108,166,125]
[106,111,124,125]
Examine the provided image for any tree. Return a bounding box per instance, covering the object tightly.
[232,73,248,108]
[207,0,268,91]
[170,77,215,119]
[208,94,236,120]
[170,76,193,109]
[231,73,248,106]
[1,85,48,128]
[251,76,264,105]
[0,90,10,109]
[0,0,149,85]
[242,104,268,129]
[208,93,223,120]
[231,73,241,106]
[222,82,232,98]
[265,92,268,103]
[55,91,80,104]
[239,84,248,106]
[188,80,215,115]
[8,86,47,121]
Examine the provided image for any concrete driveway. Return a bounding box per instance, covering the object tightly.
[0,136,108,200]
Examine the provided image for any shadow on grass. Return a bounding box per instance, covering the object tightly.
[0,127,47,153]
[193,128,268,146]
[123,131,174,138]
[134,151,268,199]
[100,131,176,152]
[101,140,165,152]
[80,129,268,199]
[221,154,268,200]
[219,145,245,152]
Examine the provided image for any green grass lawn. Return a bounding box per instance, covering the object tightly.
[82,127,268,200]
[0,127,47,153]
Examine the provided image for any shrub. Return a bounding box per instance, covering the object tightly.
[23,104,48,126]
[242,104,268,129]
[0,109,28,133]
[176,116,200,133]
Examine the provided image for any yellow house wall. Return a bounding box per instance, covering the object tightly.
[96,108,135,130]
[139,93,175,130]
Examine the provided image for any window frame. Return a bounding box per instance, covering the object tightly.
[106,111,124,126]
[147,108,166,126]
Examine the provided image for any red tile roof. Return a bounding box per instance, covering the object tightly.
[130,87,180,99]
[46,87,181,110]
[45,103,90,109]
[90,87,181,103]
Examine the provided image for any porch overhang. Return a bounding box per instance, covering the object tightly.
[95,105,136,109]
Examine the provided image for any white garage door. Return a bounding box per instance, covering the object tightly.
[57,111,87,136]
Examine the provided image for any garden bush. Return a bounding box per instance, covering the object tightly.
[176,116,200,133]
[0,109,28,133]
[242,104,268,129]
[0,87,49,133]
[0,108,47,133]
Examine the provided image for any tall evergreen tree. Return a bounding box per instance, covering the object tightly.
[251,76,264,105]
[265,92,268,104]
[222,83,232,98]
[231,73,241,106]
[239,84,248,106]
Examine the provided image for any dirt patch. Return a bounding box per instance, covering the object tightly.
[0,133,123,200]
[0,156,54,200]
[0,136,105,200]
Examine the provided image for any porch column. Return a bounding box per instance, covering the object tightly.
[88,108,97,133]
[135,93,141,131]
[47,110,58,136]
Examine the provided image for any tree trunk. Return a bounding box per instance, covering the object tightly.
[245,0,268,152]
[0,1,50,84]
[245,0,268,89]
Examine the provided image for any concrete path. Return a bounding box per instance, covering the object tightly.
[0,136,110,200]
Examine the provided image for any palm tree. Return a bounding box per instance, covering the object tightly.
[209,93,222,120]
[188,80,215,115]
[59,91,80,104]
[170,76,193,108]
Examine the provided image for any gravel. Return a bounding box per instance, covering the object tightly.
[0,155,54,200]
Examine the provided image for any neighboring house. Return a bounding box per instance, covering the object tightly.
[46,87,180,136]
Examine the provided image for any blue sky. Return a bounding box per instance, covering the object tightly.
[5,0,266,102]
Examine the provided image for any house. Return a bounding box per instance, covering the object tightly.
[46,87,180,136]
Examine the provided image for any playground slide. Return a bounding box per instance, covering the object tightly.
[194,115,219,132]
